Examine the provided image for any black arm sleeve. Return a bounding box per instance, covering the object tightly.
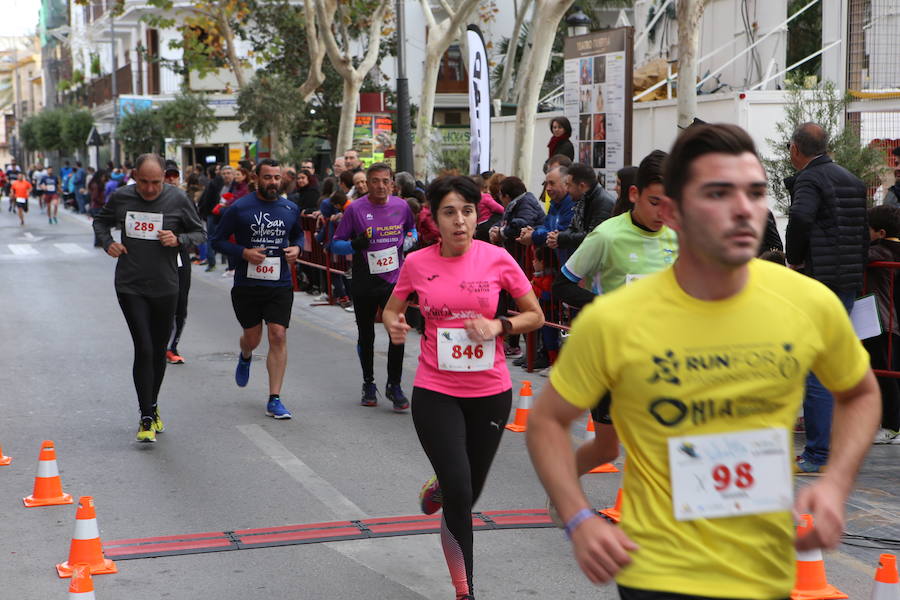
[551,270,595,309]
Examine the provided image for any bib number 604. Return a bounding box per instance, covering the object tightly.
[712,462,754,492]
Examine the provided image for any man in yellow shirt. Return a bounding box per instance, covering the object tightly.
[526,123,880,599]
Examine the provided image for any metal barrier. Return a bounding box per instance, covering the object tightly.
[863,260,900,379]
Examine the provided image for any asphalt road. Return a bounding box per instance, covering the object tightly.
[0,202,896,599]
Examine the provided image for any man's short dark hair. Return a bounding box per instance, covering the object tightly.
[255,158,281,176]
[567,163,597,188]
[339,170,355,190]
[869,205,900,238]
[664,123,760,203]
[134,153,166,172]
[75,161,82,167]
[366,162,393,178]
[791,122,828,157]
[499,176,527,200]
[635,150,667,192]
[427,175,481,216]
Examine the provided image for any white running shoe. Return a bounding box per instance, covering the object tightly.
[874,428,899,444]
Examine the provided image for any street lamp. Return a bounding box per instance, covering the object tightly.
[566,7,592,37]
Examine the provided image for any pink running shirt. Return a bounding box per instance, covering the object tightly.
[393,240,532,397]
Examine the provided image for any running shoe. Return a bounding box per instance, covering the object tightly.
[235,353,252,387]
[386,383,409,412]
[512,355,527,367]
[360,382,378,407]
[153,408,165,433]
[205,264,216,272]
[166,350,185,364]
[419,475,443,515]
[504,346,522,358]
[136,417,156,443]
[793,459,827,475]
[538,366,551,378]
[873,428,899,444]
[222,269,234,277]
[266,396,293,419]
[53,217,58,224]
[793,417,805,433]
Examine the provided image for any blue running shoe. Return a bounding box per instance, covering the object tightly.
[266,396,292,419]
[360,382,378,407]
[235,353,251,387]
[385,382,409,412]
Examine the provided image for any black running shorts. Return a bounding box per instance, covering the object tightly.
[231,285,294,329]
[589,391,612,425]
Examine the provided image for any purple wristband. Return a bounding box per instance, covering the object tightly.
[564,508,598,540]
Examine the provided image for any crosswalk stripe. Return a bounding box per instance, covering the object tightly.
[8,244,38,255]
[54,243,89,255]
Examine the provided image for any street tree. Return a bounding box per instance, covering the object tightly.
[495,0,533,103]
[675,0,711,128]
[236,72,301,159]
[159,90,218,166]
[60,108,95,156]
[412,0,482,178]
[117,108,166,156]
[511,0,574,187]
[315,0,391,158]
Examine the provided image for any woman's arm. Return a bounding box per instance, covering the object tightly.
[382,293,412,345]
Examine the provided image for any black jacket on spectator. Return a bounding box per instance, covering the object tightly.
[760,210,783,253]
[290,186,321,214]
[499,191,545,241]
[867,239,900,336]
[785,155,868,292]
[557,183,614,249]
[198,175,225,218]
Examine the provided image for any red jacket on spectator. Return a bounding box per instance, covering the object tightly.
[417,204,440,246]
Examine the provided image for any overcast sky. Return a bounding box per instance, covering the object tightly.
[1,0,42,38]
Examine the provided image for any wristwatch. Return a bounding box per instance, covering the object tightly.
[498,316,513,335]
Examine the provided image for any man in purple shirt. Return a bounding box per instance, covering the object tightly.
[332,163,417,410]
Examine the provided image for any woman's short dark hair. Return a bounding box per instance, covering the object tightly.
[320,176,336,198]
[869,205,900,238]
[612,165,638,216]
[498,176,527,200]
[664,123,760,203]
[339,170,355,190]
[427,175,481,215]
[550,116,572,137]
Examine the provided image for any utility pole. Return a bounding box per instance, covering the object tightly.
[110,6,119,165]
[394,0,414,174]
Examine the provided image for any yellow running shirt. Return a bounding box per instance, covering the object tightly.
[549,259,869,598]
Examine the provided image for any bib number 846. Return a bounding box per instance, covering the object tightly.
[451,344,484,360]
[712,462,754,492]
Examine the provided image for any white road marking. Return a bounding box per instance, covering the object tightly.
[238,423,446,599]
[54,243,89,255]
[237,423,367,520]
[8,244,38,255]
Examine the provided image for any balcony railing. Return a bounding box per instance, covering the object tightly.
[86,64,133,107]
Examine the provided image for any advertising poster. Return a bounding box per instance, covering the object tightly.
[353,114,395,167]
[564,27,633,191]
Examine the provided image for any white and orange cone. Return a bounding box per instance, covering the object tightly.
[505,381,533,432]
[599,488,623,523]
[584,419,619,473]
[56,497,118,578]
[791,514,847,600]
[870,554,899,600]
[68,564,96,599]
[0,441,10,465]
[23,440,73,507]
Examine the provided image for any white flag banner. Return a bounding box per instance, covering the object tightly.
[467,24,491,175]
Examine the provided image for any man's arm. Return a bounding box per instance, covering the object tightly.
[785,178,819,266]
[177,197,207,249]
[526,382,637,583]
[91,194,118,251]
[552,269,594,308]
[795,369,880,550]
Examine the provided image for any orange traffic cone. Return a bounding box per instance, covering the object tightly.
[56,497,118,578]
[23,440,73,507]
[584,419,619,473]
[68,564,96,599]
[505,381,533,432]
[870,554,899,600]
[0,442,10,465]
[791,514,847,600]
[599,488,623,523]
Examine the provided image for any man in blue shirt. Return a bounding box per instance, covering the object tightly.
[212,159,303,419]
[39,166,61,224]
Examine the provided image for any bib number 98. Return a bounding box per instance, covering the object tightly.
[711,462,754,492]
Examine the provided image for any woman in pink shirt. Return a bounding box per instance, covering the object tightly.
[382,176,543,600]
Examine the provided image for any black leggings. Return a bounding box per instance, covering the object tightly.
[169,264,191,352]
[411,387,512,598]
[351,288,404,384]
[117,293,178,418]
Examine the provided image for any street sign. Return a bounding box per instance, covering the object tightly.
[86,127,103,147]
